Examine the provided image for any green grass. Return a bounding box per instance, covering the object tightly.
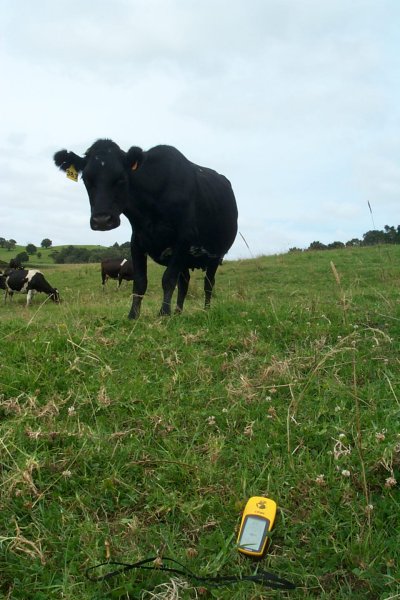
[1,246,399,599]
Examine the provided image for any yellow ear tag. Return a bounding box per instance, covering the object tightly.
[66,165,78,182]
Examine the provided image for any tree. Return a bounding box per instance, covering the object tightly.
[346,238,361,247]
[383,225,399,244]
[26,243,37,255]
[52,245,91,264]
[15,251,29,263]
[328,241,345,249]
[308,241,327,251]
[363,230,386,246]
[4,239,17,251]
[41,238,52,249]
[0,237,5,248]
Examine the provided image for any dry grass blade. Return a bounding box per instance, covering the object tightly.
[7,522,46,565]
[330,260,341,285]
[140,577,198,599]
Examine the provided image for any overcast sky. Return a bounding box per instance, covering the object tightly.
[1,0,399,259]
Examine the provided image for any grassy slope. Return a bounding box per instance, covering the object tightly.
[0,246,399,599]
[0,245,105,267]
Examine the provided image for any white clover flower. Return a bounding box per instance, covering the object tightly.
[206,416,216,426]
[315,474,325,485]
[68,406,76,417]
[341,470,351,478]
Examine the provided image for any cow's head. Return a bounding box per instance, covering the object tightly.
[51,288,61,303]
[54,139,143,231]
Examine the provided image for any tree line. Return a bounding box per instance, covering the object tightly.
[2,225,400,266]
[290,225,400,252]
[0,237,131,266]
[49,242,131,264]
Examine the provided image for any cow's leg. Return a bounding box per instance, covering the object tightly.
[128,248,147,319]
[159,266,179,316]
[160,254,187,316]
[204,260,220,309]
[26,290,34,306]
[175,269,190,314]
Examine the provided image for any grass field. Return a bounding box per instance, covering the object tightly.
[1,246,399,599]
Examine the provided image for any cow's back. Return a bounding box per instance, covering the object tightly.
[6,269,32,292]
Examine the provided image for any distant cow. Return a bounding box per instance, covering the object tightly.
[101,258,127,288]
[0,269,60,306]
[118,259,133,287]
[54,139,238,318]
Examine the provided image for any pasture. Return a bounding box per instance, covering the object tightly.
[1,246,399,599]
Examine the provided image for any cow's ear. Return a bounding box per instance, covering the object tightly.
[53,150,86,172]
[126,146,144,171]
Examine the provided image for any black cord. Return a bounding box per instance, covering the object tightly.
[85,556,296,590]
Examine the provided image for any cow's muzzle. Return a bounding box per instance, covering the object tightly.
[90,214,121,231]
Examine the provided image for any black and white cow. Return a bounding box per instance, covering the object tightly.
[0,269,60,306]
[54,139,238,318]
[101,258,128,288]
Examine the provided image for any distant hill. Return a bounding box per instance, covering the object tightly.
[0,244,111,267]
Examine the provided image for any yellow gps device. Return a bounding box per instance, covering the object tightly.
[237,496,277,557]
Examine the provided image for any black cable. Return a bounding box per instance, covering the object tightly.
[86,556,296,590]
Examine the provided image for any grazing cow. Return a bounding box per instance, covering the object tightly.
[118,259,133,287]
[0,269,60,306]
[101,258,127,288]
[54,139,238,319]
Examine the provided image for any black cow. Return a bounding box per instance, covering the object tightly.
[0,269,60,306]
[101,257,128,288]
[118,259,133,287]
[54,139,238,319]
